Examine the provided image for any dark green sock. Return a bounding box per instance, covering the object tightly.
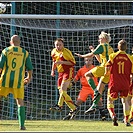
[99,107,106,118]
[88,78,96,91]
[18,106,25,127]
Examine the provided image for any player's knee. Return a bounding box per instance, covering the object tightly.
[84,72,93,79]
[16,99,24,106]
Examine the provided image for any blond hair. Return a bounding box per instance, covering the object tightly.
[54,38,64,43]
[99,31,111,43]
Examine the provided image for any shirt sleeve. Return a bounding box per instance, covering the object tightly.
[0,50,6,69]
[130,55,133,74]
[93,45,104,55]
[51,48,56,62]
[64,49,76,65]
[25,53,33,71]
[74,69,81,81]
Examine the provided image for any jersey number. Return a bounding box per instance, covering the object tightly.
[12,58,16,69]
[117,61,124,74]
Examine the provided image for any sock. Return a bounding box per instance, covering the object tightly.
[88,78,97,92]
[93,94,102,106]
[58,91,65,107]
[61,91,76,111]
[99,106,106,118]
[124,109,130,123]
[129,105,133,119]
[107,103,116,119]
[18,106,25,127]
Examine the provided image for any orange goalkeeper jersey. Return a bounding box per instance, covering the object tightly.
[75,65,98,87]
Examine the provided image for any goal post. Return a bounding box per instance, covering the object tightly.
[0,3,133,121]
[1,14,133,20]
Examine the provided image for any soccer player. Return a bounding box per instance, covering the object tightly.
[0,35,33,130]
[63,57,106,120]
[126,82,133,123]
[50,38,79,119]
[105,39,133,126]
[75,31,114,114]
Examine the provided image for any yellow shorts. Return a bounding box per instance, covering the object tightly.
[0,87,24,99]
[91,66,110,84]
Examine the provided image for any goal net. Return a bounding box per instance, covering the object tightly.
[0,2,133,121]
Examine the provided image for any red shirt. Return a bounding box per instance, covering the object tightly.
[106,51,133,90]
[51,48,76,73]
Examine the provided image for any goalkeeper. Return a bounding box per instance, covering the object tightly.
[63,57,106,120]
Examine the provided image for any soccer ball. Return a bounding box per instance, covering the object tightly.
[0,3,6,14]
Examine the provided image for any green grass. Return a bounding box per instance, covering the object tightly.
[0,120,133,132]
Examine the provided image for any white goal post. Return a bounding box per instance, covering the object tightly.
[0,14,133,20]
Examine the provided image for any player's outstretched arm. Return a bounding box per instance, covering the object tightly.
[75,52,94,58]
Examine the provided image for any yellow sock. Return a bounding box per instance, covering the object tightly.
[107,103,115,119]
[124,110,130,122]
[129,105,133,119]
[58,91,65,107]
[62,90,76,111]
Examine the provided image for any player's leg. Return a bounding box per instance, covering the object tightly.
[85,68,109,114]
[16,98,26,130]
[98,99,106,121]
[128,85,133,123]
[106,87,118,126]
[51,80,78,112]
[62,71,79,119]
[63,89,86,120]
[50,73,64,111]
[85,79,105,114]
[121,87,132,126]
[63,100,82,120]
[121,97,131,126]
[75,88,89,106]
[130,97,133,123]
[70,89,90,120]
[107,96,118,126]
[85,68,98,94]
[0,87,11,119]
[14,87,26,130]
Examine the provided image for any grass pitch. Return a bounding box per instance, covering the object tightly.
[0,120,133,132]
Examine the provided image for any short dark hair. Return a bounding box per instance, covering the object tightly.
[118,39,127,51]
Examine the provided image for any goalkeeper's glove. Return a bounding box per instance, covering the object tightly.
[68,81,79,91]
[68,80,75,90]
